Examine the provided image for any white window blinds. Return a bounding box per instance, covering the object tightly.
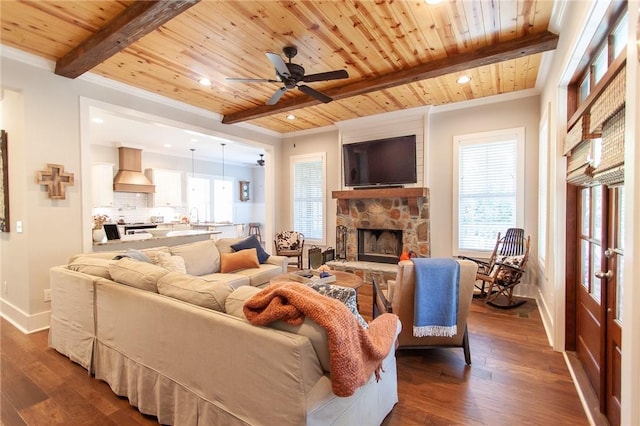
[291,154,325,242]
[454,128,524,254]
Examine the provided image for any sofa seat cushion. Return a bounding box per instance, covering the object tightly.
[157,272,232,311]
[233,264,283,287]
[108,258,170,292]
[169,239,220,276]
[68,256,114,279]
[225,286,331,372]
[220,248,259,273]
[199,273,250,289]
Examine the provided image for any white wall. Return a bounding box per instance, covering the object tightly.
[428,96,540,266]
[280,129,340,252]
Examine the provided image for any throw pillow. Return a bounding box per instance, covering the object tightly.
[157,272,232,312]
[230,235,270,264]
[308,283,369,329]
[108,258,170,292]
[155,252,187,273]
[68,256,114,279]
[170,239,220,276]
[491,255,525,282]
[220,248,260,273]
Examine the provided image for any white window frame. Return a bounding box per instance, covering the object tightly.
[290,152,326,246]
[452,127,525,258]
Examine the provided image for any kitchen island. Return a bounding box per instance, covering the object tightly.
[92,230,221,252]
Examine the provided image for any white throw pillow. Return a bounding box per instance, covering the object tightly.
[155,252,187,273]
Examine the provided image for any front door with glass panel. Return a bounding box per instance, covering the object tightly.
[575,185,622,426]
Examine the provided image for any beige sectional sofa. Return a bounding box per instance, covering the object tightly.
[49,237,401,425]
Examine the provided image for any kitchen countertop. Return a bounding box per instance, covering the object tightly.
[92,229,221,252]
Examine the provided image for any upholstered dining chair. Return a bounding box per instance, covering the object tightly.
[274,231,305,269]
[373,259,478,364]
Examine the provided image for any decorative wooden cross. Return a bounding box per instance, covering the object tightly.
[37,164,75,199]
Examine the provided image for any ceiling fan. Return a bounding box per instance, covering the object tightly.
[227,46,349,105]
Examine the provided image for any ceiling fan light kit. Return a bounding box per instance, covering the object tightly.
[227,46,349,106]
[257,154,265,167]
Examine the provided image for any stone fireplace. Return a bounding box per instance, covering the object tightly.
[358,228,403,264]
[332,187,430,265]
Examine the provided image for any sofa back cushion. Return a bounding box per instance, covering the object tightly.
[108,258,170,292]
[169,239,220,276]
[68,256,114,279]
[157,272,232,312]
[215,237,244,254]
[225,286,332,372]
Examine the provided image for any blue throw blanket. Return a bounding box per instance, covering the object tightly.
[412,258,460,337]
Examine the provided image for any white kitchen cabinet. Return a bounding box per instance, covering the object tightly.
[146,169,183,207]
[91,163,114,207]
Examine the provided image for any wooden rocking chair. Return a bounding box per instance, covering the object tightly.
[463,228,530,309]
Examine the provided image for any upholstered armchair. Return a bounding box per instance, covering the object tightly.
[274,231,305,269]
[373,259,478,364]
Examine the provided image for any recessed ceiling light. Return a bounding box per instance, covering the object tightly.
[198,78,212,87]
[164,143,172,148]
[91,117,104,124]
[287,114,296,120]
[190,138,198,143]
[456,75,471,84]
[425,0,443,4]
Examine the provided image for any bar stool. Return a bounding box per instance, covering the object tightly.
[248,223,262,242]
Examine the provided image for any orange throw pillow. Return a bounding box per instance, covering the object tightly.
[220,248,260,273]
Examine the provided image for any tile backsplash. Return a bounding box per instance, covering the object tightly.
[92,192,189,224]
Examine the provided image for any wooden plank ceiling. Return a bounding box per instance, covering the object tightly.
[1,0,557,133]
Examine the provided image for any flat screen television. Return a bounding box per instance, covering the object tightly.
[342,135,417,187]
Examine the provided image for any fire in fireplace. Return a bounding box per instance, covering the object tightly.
[357,229,403,264]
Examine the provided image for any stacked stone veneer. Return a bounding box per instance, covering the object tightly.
[335,192,430,262]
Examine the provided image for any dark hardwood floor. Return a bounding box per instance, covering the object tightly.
[2,284,589,425]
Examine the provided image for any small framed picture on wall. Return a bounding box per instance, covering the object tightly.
[239,180,250,202]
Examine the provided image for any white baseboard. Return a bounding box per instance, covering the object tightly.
[0,298,51,334]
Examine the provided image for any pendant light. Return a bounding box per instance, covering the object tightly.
[221,143,226,189]
[190,148,195,191]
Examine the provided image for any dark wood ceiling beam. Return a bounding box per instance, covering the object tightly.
[55,0,199,79]
[222,30,559,125]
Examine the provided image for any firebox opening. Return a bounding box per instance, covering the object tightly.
[357,229,403,264]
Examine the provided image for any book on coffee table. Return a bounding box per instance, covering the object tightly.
[288,269,337,285]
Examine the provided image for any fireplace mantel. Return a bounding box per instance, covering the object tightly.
[332,187,429,216]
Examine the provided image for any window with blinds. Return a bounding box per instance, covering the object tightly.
[453,128,525,255]
[291,153,326,243]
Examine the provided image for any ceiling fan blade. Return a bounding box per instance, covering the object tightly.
[266,87,288,105]
[226,77,278,83]
[265,52,290,78]
[302,69,349,83]
[298,85,333,103]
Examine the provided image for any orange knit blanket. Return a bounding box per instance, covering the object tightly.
[243,281,399,397]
